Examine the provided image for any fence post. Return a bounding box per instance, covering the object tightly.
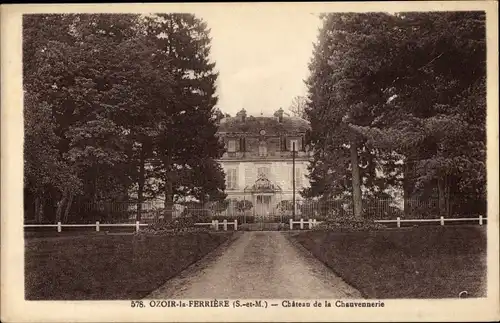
[96,221,100,232]
[290,218,293,230]
[136,220,140,232]
[223,219,228,231]
[234,219,238,231]
[440,216,444,226]
[212,220,215,230]
[479,215,483,226]
[215,220,219,231]
[396,217,401,228]
[57,221,62,232]
[308,219,313,229]
[300,218,304,230]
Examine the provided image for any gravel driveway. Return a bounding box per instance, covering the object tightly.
[147,231,361,299]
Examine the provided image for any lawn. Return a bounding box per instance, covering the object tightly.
[25,231,233,300]
[291,226,487,298]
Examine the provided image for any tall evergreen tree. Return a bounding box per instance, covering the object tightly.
[144,14,225,219]
[24,13,226,222]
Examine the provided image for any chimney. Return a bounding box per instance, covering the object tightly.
[274,108,284,123]
[236,108,247,122]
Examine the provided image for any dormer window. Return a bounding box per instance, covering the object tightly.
[227,139,237,152]
[274,108,284,123]
[259,141,267,157]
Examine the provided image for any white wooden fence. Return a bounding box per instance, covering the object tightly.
[24,216,485,233]
[374,216,486,228]
[289,216,486,230]
[289,218,318,230]
[194,219,238,231]
[24,219,238,233]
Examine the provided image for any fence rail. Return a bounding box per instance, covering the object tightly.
[289,218,318,230]
[24,219,238,232]
[24,216,485,233]
[374,216,486,227]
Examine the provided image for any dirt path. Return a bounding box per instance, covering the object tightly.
[147,231,362,299]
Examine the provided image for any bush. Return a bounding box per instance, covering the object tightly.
[208,199,231,213]
[236,200,253,212]
[70,209,134,224]
[363,203,404,220]
[209,214,256,224]
[140,217,210,235]
[180,205,212,218]
[277,200,294,213]
[313,218,387,232]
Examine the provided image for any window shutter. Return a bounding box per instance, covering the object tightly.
[235,138,240,152]
[296,167,302,187]
[301,135,306,151]
[282,136,287,151]
[245,167,252,186]
[241,137,246,152]
[234,169,238,189]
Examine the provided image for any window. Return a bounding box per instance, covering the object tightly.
[245,167,253,186]
[289,166,302,188]
[289,139,299,151]
[227,140,236,152]
[257,166,270,179]
[226,168,238,189]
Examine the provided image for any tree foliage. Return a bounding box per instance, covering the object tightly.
[305,12,486,217]
[23,14,226,223]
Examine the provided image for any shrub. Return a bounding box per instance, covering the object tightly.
[209,214,255,224]
[180,204,212,218]
[363,202,404,220]
[140,217,210,235]
[313,218,387,232]
[236,200,253,212]
[209,199,231,213]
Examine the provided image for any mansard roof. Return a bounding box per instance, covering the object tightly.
[218,111,310,135]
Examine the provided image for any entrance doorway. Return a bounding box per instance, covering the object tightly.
[256,195,272,217]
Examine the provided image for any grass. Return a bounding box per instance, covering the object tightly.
[291,226,487,299]
[25,231,233,300]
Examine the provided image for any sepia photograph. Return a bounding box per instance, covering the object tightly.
[1,2,499,322]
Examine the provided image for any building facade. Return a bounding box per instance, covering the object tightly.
[217,108,312,216]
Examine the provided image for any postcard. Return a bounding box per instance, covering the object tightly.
[1,2,499,322]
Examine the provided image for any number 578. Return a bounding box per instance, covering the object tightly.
[131,300,145,308]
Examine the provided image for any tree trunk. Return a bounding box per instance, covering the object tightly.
[444,175,451,217]
[55,190,68,223]
[63,193,74,223]
[163,155,174,221]
[438,176,446,217]
[403,161,411,216]
[136,143,146,222]
[164,178,174,221]
[34,197,39,223]
[350,138,363,220]
[34,196,43,223]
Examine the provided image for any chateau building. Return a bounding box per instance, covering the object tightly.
[217,108,312,216]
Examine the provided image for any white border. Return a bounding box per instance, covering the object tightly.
[1,2,499,322]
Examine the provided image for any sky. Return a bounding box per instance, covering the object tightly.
[195,8,323,117]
